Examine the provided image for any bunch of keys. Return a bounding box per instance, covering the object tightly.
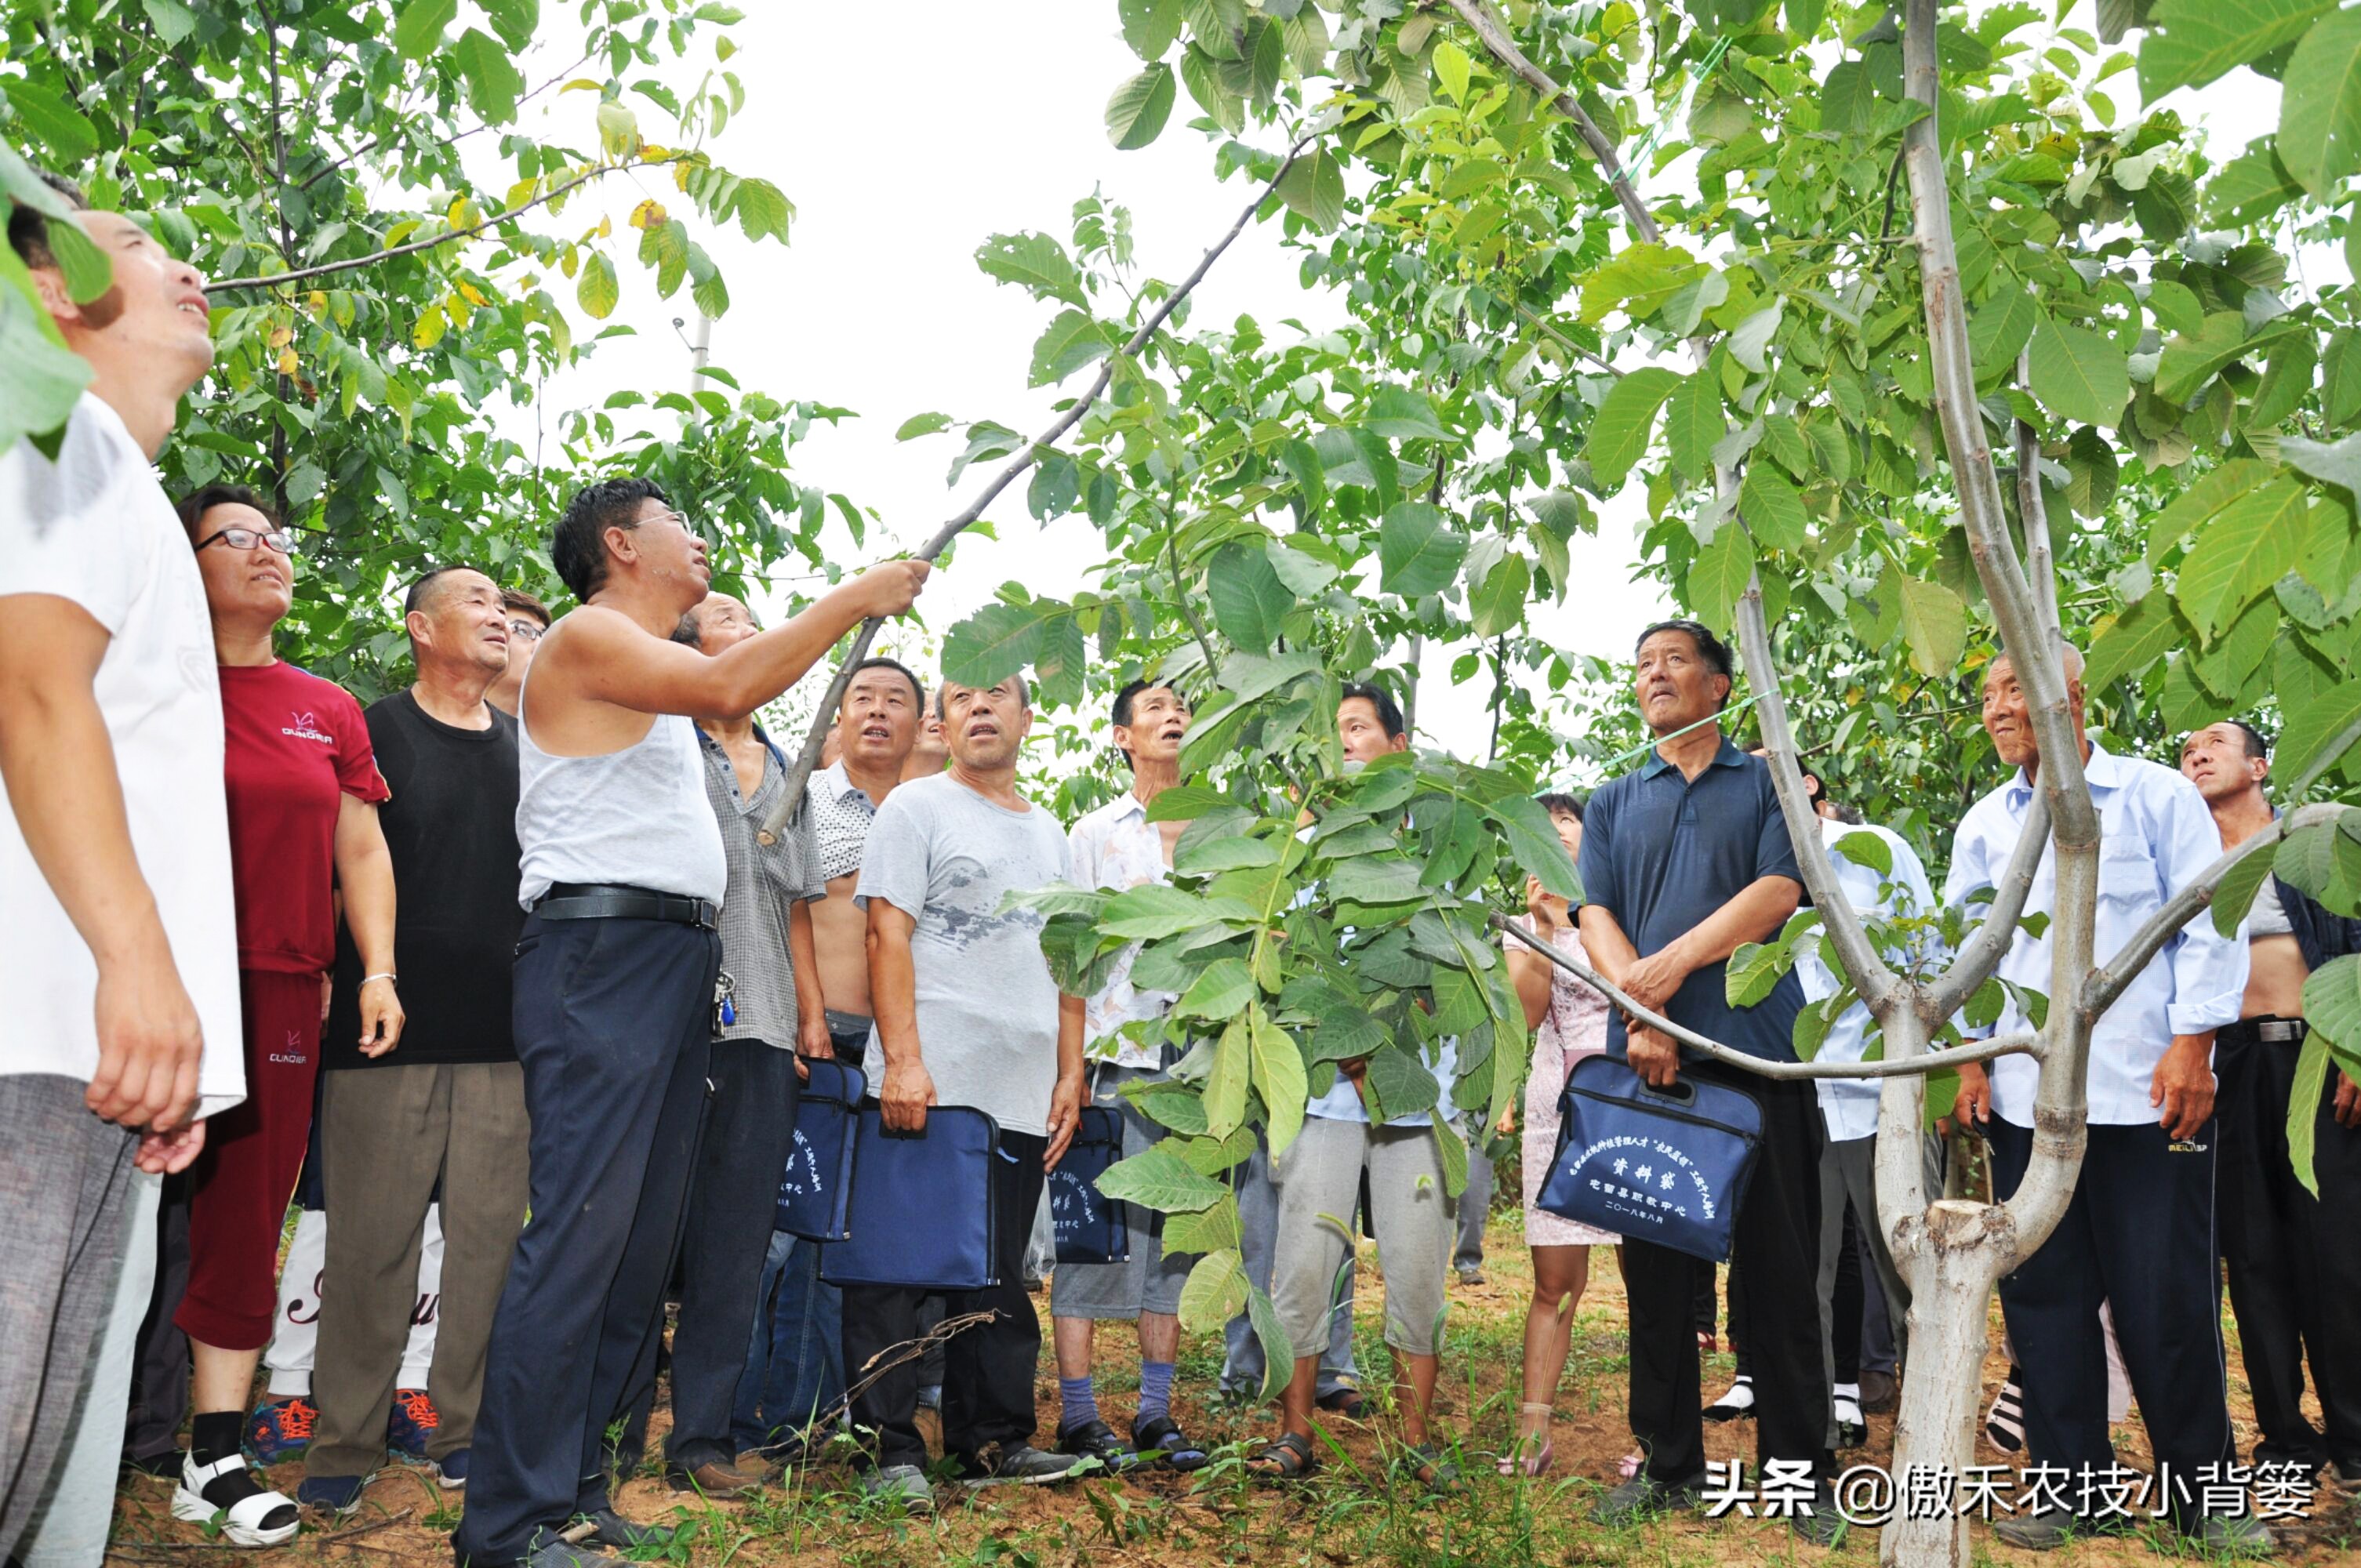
[713,970,737,1035]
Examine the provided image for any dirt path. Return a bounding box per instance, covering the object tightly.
[107,1217,2359,1568]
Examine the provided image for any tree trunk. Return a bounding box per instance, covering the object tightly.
[1883,1200,2010,1568]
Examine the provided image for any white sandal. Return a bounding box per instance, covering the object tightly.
[172,1450,300,1548]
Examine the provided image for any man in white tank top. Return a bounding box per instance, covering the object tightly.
[455,478,924,1568]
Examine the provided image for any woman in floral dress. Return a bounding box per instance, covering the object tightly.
[1495,793,1618,1475]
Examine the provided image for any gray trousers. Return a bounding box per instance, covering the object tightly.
[1817,1131,1939,1402]
[1221,1134,1357,1399]
[0,1076,139,1563]
[308,1061,529,1477]
[1450,1131,1492,1272]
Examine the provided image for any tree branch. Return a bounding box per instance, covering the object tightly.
[2081,803,2345,1018]
[757,132,1320,834]
[1444,0,1661,245]
[1491,915,2040,1080]
[205,164,637,292]
[2014,346,2058,641]
[298,55,593,191]
[1734,579,1905,1018]
[1919,783,2052,1022]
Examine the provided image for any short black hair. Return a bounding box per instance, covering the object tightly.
[1635,619,1735,710]
[848,656,924,710]
[1339,681,1406,740]
[1535,790,1584,823]
[935,672,1028,719]
[173,483,278,541]
[552,477,668,601]
[2228,718,2270,760]
[1110,677,1185,771]
[670,610,703,648]
[7,171,86,270]
[405,564,494,619]
[501,588,551,626]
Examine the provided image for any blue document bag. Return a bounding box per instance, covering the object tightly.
[1538,1054,1764,1263]
[819,1103,1003,1291]
[775,1058,866,1242]
[1049,1106,1128,1266]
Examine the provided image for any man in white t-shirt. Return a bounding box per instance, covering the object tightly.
[0,176,244,1562]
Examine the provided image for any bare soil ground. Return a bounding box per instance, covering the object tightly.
[107,1214,2360,1568]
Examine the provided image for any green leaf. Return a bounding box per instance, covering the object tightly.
[453,28,525,122]
[391,0,458,61]
[2174,478,2305,638]
[2139,0,2334,97]
[0,80,97,164]
[1276,145,1346,231]
[2029,312,2130,426]
[1119,0,1185,58]
[1364,1044,1440,1122]
[41,218,111,306]
[481,0,539,50]
[2307,953,2361,1054]
[1099,884,1259,941]
[1365,385,1444,441]
[2206,139,2305,224]
[1468,552,1530,638]
[2288,1029,2334,1196]
[1586,367,1684,491]
[575,250,618,318]
[596,99,639,157]
[1175,1247,1249,1331]
[1100,1142,1228,1214]
[2213,840,2280,936]
[1968,286,2039,382]
[732,178,794,243]
[2276,682,2361,794]
[1027,308,1113,387]
[0,282,93,459]
[1175,956,1253,1022]
[1208,541,1292,653]
[1832,829,1894,880]
[1663,373,1724,484]
[2146,458,2276,564]
[1433,38,1473,103]
[1739,463,1807,553]
[943,600,1054,689]
[2156,311,2282,404]
[1378,501,1467,597]
[1106,61,1178,150]
[1884,560,1969,679]
[1686,521,1754,632]
[2084,593,2187,691]
[1578,243,1707,325]
[973,231,1085,307]
[1725,940,1792,1007]
[1252,1010,1308,1156]
[895,411,952,441]
[140,0,199,47]
[1245,1282,1292,1399]
[1488,794,1582,902]
[2278,9,2361,196]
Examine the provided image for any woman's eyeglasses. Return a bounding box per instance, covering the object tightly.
[195,527,296,556]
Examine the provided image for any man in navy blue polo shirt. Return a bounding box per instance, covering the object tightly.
[1575,620,1836,1541]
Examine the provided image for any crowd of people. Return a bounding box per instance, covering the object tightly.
[5,177,2359,1568]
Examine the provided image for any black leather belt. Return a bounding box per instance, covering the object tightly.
[2221,1016,2308,1044]
[535,881,717,929]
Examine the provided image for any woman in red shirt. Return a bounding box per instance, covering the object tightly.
[169,486,401,1544]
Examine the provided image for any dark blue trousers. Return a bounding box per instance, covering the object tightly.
[1988,1113,2233,1526]
[452,914,718,1566]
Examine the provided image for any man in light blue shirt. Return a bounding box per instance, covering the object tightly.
[1944,646,2255,1553]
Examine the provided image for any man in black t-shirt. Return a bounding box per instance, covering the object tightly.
[295,568,532,1512]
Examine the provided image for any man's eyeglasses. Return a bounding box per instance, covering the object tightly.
[507,619,546,643]
[194,527,296,556]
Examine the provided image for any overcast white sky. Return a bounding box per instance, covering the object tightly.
[503,2,2313,767]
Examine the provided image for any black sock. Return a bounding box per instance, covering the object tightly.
[191,1412,243,1466]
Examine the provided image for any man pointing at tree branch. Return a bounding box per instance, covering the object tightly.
[1944,644,2259,1555]
[453,480,925,1568]
[1574,621,1839,1544]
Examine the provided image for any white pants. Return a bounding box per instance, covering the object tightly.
[263,1206,443,1396]
[16,1173,159,1568]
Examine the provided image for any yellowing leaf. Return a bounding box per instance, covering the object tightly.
[456,281,489,308]
[629,198,667,230]
[267,325,294,350]
[412,304,448,349]
[276,347,298,376]
[596,213,612,239]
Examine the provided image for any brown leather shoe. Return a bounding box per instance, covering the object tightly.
[665,1458,761,1497]
[1858,1370,1898,1414]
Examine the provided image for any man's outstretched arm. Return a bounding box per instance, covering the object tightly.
[0,595,203,1142]
[576,561,929,720]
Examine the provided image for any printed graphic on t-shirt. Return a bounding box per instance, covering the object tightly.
[282,710,336,745]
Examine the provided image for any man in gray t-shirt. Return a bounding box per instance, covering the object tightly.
[841,672,1086,1508]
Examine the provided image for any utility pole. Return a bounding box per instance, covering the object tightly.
[688,311,711,394]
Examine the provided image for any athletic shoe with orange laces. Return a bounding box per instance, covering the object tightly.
[247,1396,318,1465]
[388,1388,441,1464]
